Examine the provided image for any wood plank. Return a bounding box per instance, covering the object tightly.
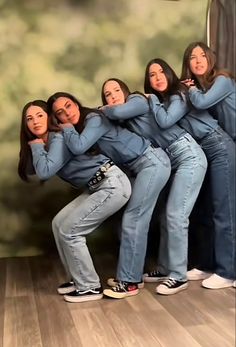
[29,255,82,347]
[68,301,123,347]
[187,323,235,347]
[3,296,42,347]
[1,255,235,347]
[0,259,6,347]
[146,281,235,346]
[5,257,33,297]
[101,296,163,347]
[149,281,215,327]
[126,288,202,347]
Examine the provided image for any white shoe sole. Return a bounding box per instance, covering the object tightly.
[103,288,139,299]
[156,282,188,295]
[202,281,233,289]
[57,285,76,295]
[187,269,212,281]
[187,274,211,281]
[64,293,103,303]
[143,276,168,283]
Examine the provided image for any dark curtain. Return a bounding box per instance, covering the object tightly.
[207,0,236,75]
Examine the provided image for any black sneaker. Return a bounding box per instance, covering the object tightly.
[64,287,103,303]
[57,280,75,294]
[103,281,139,299]
[156,278,188,295]
[107,277,144,289]
[143,270,168,283]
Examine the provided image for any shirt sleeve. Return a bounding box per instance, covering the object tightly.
[102,94,150,120]
[149,94,189,128]
[62,113,109,155]
[189,76,233,109]
[29,132,72,180]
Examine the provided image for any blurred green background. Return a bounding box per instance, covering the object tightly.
[0,0,208,257]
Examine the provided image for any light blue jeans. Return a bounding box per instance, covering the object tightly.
[117,146,171,282]
[52,165,131,291]
[199,127,235,279]
[157,134,207,281]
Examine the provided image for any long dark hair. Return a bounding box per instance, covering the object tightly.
[47,92,103,155]
[101,78,131,105]
[47,92,104,134]
[144,58,186,103]
[101,78,146,105]
[18,100,48,181]
[181,41,234,90]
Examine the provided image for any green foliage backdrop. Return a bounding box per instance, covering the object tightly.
[0,0,208,257]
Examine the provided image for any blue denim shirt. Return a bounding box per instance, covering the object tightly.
[30,132,113,187]
[189,76,236,141]
[102,94,186,149]
[149,94,219,141]
[62,112,150,166]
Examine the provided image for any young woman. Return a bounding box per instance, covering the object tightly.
[100,78,207,295]
[181,41,236,142]
[18,100,132,303]
[146,58,235,289]
[47,92,171,300]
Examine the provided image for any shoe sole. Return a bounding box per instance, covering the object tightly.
[143,277,168,283]
[156,283,188,295]
[107,278,144,289]
[187,275,210,281]
[103,288,139,299]
[187,273,212,281]
[57,286,76,295]
[64,293,103,303]
[202,282,234,289]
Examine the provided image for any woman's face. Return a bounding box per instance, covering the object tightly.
[26,105,48,138]
[52,97,80,125]
[103,80,125,105]
[189,46,208,77]
[149,63,168,92]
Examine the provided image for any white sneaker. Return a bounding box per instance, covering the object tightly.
[233,280,236,288]
[156,278,188,295]
[187,268,211,281]
[202,274,234,289]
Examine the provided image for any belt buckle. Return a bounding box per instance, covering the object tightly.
[88,171,105,190]
[101,161,112,173]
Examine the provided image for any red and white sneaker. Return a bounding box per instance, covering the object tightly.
[107,277,144,289]
[103,281,139,299]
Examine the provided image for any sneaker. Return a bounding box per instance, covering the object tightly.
[57,281,75,294]
[107,277,144,289]
[187,268,211,281]
[64,287,103,303]
[233,280,236,288]
[143,270,168,283]
[156,278,188,295]
[103,281,139,299]
[202,274,234,289]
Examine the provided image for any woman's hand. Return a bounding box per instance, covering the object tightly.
[28,138,44,145]
[181,79,195,88]
[58,123,73,129]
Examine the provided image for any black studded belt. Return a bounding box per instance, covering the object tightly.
[87,160,114,189]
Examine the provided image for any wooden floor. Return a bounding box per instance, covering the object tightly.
[0,254,235,347]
